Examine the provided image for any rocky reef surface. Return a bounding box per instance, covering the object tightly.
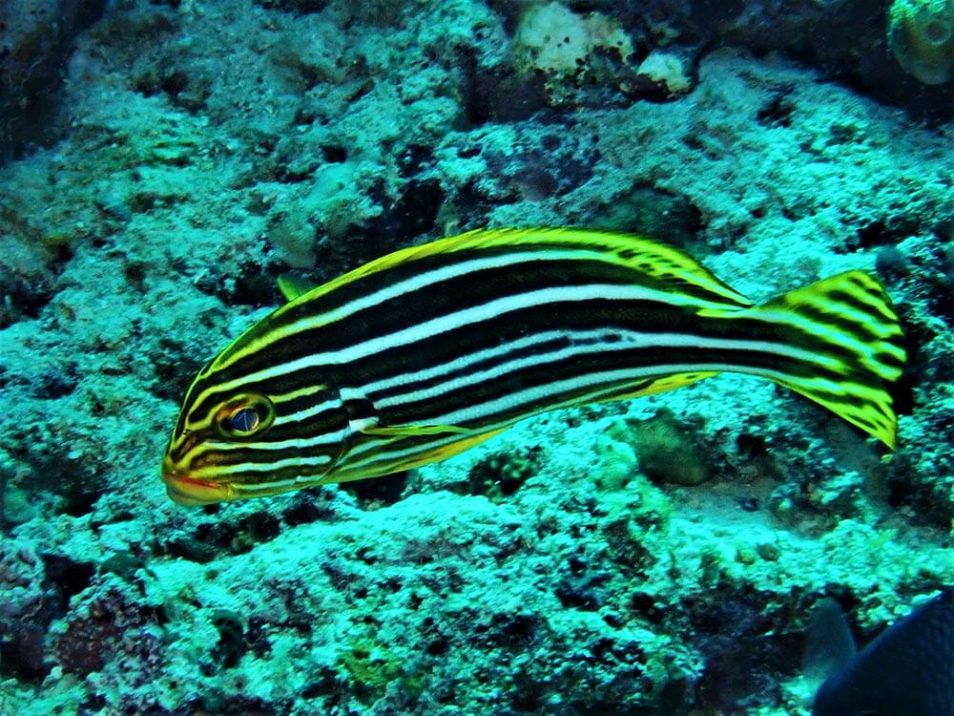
[1,1,952,714]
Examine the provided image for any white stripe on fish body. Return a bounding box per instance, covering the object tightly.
[269,396,344,426]
[213,238,752,373]
[325,361,889,486]
[198,282,751,402]
[228,474,329,496]
[324,367,733,481]
[368,330,844,412]
[215,250,597,366]
[353,328,618,397]
[411,362,879,430]
[194,430,348,455]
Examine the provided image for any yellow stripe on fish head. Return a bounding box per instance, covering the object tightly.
[161,346,351,504]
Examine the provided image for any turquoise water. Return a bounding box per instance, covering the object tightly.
[1,1,953,714]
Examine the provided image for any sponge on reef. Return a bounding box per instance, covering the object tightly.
[888,0,954,84]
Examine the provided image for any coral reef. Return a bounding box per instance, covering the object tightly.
[0,1,952,714]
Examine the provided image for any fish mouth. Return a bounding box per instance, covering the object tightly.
[161,457,233,506]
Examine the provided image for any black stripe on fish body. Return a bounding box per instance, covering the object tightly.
[220,228,753,367]
[338,299,709,387]
[214,253,704,382]
[359,298,850,393]
[194,288,722,423]
[371,341,826,433]
[361,332,583,406]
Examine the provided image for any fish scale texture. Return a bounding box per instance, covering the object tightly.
[0,1,953,715]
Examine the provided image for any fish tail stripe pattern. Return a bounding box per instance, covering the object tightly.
[742,270,906,447]
[162,228,908,504]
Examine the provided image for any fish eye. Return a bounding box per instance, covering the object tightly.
[216,394,275,439]
[229,407,259,433]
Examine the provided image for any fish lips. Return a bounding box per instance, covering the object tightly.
[160,457,233,506]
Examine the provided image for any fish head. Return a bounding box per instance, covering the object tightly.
[161,357,350,505]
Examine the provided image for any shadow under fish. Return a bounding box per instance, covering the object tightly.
[808,588,954,716]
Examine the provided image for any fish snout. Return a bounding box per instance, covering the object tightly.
[160,455,232,506]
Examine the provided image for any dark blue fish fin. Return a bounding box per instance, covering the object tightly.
[811,589,954,715]
[804,598,857,688]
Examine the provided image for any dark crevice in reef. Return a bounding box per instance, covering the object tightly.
[341,471,408,508]
[456,46,549,127]
[311,178,447,279]
[150,336,212,402]
[0,553,95,682]
[0,239,74,329]
[0,281,55,328]
[194,257,287,309]
[755,88,797,128]
[368,178,445,246]
[0,0,108,163]
[685,584,805,712]
[715,0,953,122]
[252,0,329,14]
[160,511,287,564]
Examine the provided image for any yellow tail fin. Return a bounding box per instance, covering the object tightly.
[749,270,906,448]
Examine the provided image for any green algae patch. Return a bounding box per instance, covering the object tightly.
[888,0,954,84]
[629,409,710,487]
[460,446,544,501]
[338,640,425,705]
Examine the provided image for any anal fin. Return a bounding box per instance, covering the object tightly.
[601,372,719,402]
[388,428,508,472]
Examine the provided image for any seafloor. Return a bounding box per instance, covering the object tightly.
[1,1,953,714]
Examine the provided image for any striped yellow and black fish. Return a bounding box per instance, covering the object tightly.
[161,228,906,505]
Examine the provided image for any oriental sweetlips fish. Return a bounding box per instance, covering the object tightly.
[161,228,906,505]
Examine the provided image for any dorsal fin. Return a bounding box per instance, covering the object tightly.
[282,228,753,310]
